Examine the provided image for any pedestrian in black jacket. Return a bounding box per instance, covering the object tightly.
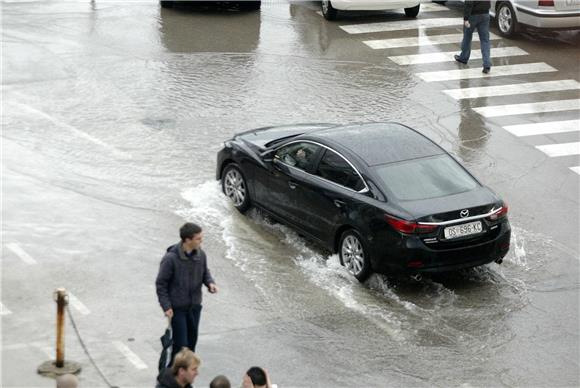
[156,222,218,364]
[455,0,492,73]
[156,348,200,388]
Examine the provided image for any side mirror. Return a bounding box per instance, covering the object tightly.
[260,149,275,163]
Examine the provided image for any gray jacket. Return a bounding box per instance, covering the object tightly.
[155,243,215,311]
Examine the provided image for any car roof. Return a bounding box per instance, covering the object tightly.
[309,122,445,166]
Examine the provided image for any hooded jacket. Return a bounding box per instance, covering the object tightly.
[464,0,490,20]
[156,368,192,388]
[156,243,215,311]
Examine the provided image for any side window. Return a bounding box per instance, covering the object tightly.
[316,150,365,191]
[275,142,319,171]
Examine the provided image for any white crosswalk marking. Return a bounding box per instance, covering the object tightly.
[341,17,462,34]
[389,46,528,65]
[417,62,557,82]
[5,243,38,265]
[474,99,580,117]
[68,292,91,315]
[364,32,501,49]
[1,302,12,316]
[570,166,580,175]
[113,341,148,370]
[444,79,580,99]
[504,120,580,137]
[536,142,580,157]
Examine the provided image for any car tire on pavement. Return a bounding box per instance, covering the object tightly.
[496,1,518,37]
[239,1,261,11]
[222,164,251,213]
[321,0,338,21]
[404,4,420,18]
[339,229,372,282]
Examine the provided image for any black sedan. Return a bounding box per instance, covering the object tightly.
[216,122,511,281]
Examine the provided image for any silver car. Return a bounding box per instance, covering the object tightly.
[491,0,580,37]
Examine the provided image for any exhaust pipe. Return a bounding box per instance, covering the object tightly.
[495,258,503,265]
[411,273,423,282]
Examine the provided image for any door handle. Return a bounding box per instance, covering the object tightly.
[288,181,298,189]
[334,199,345,208]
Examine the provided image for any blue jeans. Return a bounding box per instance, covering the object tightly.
[458,14,491,68]
[171,305,202,364]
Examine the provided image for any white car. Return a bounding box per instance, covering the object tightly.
[491,0,580,37]
[321,0,422,20]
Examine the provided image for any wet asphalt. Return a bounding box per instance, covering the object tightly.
[1,1,579,387]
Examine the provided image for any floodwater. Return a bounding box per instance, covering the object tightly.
[2,0,579,387]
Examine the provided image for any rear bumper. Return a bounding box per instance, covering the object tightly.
[330,0,420,11]
[372,220,511,274]
[516,6,580,29]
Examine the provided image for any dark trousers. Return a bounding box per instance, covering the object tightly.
[171,305,202,364]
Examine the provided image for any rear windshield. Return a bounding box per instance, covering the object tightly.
[374,155,479,201]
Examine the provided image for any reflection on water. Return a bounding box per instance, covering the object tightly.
[456,78,490,162]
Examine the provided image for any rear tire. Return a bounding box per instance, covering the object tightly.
[496,1,518,38]
[321,0,338,21]
[339,229,372,282]
[404,4,420,18]
[239,1,261,11]
[222,164,251,213]
[160,1,174,8]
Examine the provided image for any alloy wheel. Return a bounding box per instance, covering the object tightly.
[224,168,246,207]
[498,6,512,34]
[341,235,365,276]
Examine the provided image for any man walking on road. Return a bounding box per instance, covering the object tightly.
[455,0,492,74]
[156,222,218,363]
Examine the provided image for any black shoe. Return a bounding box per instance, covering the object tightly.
[482,67,490,74]
[454,55,467,64]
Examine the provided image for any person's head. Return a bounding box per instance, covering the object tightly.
[171,348,200,386]
[246,367,268,388]
[210,374,231,388]
[56,374,79,388]
[180,222,203,251]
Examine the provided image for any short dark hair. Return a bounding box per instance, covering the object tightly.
[180,222,202,242]
[246,367,267,386]
[209,375,231,388]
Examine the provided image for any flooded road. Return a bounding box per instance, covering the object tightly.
[2,1,579,387]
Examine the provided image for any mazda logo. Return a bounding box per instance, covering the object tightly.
[460,209,469,218]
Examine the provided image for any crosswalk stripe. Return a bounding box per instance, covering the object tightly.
[570,166,580,175]
[536,142,580,157]
[364,32,501,49]
[341,17,461,34]
[113,341,148,370]
[68,292,91,315]
[504,120,580,137]
[390,46,528,65]
[417,62,556,82]
[5,243,38,265]
[444,79,580,99]
[473,99,580,117]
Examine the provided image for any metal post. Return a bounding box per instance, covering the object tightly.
[55,288,67,368]
[37,288,81,377]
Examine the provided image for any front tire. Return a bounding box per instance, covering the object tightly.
[339,229,372,282]
[222,164,251,213]
[404,4,420,18]
[496,1,518,37]
[321,0,338,21]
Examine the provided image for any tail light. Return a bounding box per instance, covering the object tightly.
[487,204,509,221]
[384,214,437,234]
[539,0,554,6]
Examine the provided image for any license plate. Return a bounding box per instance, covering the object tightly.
[444,221,483,239]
